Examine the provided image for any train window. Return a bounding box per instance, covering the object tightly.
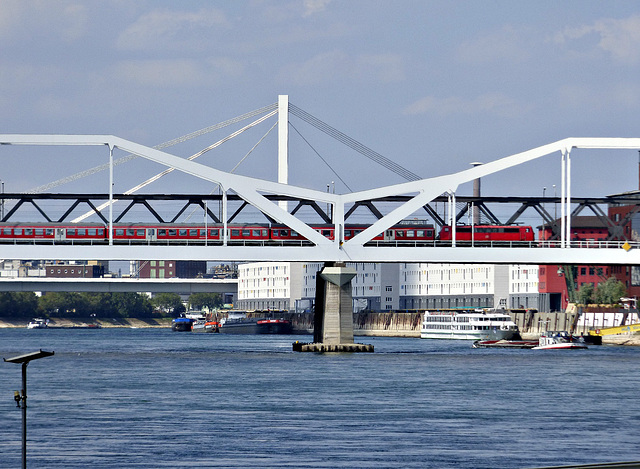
[262,229,268,237]
[88,229,96,236]
[116,229,124,236]
[2,228,11,235]
[281,230,289,236]
[35,229,44,236]
[345,230,352,237]
[291,231,299,237]
[322,230,331,237]
[209,229,219,237]
[77,229,86,236]
[243,230,251,237]
[417,230,424,237]
[252,229,260,237]
[158,229,166,236]
[406,230,415,238]
[125,229,134,236]
[15,229,22,235]
[189,229,198,237]
[66,229,76,236]
[396,231,405,238]
[231,229,240,237]
[45,229,53,236]
[272,230,280,237]
[137,229,145,237]
[147,229,154,235]
[25,229,33,236]
[168,229,177,236]
[427,230,434,237]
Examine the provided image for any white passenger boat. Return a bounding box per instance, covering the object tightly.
[420,309,519,340]
[532,331,588,350]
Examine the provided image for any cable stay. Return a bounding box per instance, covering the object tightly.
[289,103,421,182]
[71,108,278,223]
[27,103,278,194]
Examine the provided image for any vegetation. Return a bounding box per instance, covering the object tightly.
[0,291,156,319]
[577,277,627,305]
[151,292,185,316]
[0,291,225,320]
[188,292,223,311]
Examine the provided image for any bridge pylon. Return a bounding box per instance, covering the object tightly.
[294,262,373,352]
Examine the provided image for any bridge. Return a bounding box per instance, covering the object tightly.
[0,277,237,294]
[1,100,640,264]
[3,96,640,349]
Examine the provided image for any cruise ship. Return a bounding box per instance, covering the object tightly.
[420,309,519,340]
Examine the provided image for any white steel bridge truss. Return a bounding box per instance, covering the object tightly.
[1,134,640,265]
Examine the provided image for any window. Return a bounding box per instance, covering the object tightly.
[168,229,177,236]
[126,229,135,237]
[24,229,33,236]
[137,229,145,237]
[158,229,166,236]
[115,229,124,236]
[189,229,198,237]
[179,229,187,236]
[88,229,96,236]
[35,228,44,235]
[231,229,240,237]
[385,286,393,292]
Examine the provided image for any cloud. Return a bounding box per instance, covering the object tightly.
[303,0,332,17]
[456,25,529,64]
[117,7,228,51]
[282,50,404,85]
[0,0,88,42]
[402,93,522,118]
[113,58,243,87]
[554,14,640,63]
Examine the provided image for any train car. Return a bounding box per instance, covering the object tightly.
[228,224,270,243]
[154,224,222,243]
[0,222,106,243]
[439,225,534,242]
[385,224,435,242]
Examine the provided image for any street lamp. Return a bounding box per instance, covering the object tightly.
[4,349,55,469]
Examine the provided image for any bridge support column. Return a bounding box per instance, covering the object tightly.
[294,262,373,352]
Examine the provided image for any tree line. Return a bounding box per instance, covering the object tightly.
[0,291,223,319]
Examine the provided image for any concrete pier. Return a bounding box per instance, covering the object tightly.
[294,262,373,352]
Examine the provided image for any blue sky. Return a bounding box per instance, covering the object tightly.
[2,1,640,226]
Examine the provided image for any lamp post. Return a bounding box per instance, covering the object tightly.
[4,349,55,469]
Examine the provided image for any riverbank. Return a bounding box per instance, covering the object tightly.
[3,312,640,345]
[0,317,172,328]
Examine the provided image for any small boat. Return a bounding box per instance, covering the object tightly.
[532,331,588,350]
[193,320,220,333]
[473,339,539,349]
[171,317,194,332]
[27,318,48,329]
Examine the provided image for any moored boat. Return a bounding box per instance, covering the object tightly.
[27,318,48,329]
[219,311,293,334]
[421,308,519,340]
[532,331,588,350]
[171,317,194,332]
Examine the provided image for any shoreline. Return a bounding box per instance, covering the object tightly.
[2,317,639,345]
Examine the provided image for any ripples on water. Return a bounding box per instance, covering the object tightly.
[0,328,638,468]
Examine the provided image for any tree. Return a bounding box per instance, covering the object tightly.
[594,277,626,304]
[188,292,222,311]
[152,292,185,316]
[111,292,154,318]
[0,292,39,318]
[38,292,88,317]
[577,283,595,305]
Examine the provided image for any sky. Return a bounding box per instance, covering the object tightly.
[2,0,640,227]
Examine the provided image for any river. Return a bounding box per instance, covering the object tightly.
[0,328,638,468]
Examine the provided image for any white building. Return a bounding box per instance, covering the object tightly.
[237,261,540,312]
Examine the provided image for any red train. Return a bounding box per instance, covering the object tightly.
[439,225,534,242]
[0,222,532,244]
